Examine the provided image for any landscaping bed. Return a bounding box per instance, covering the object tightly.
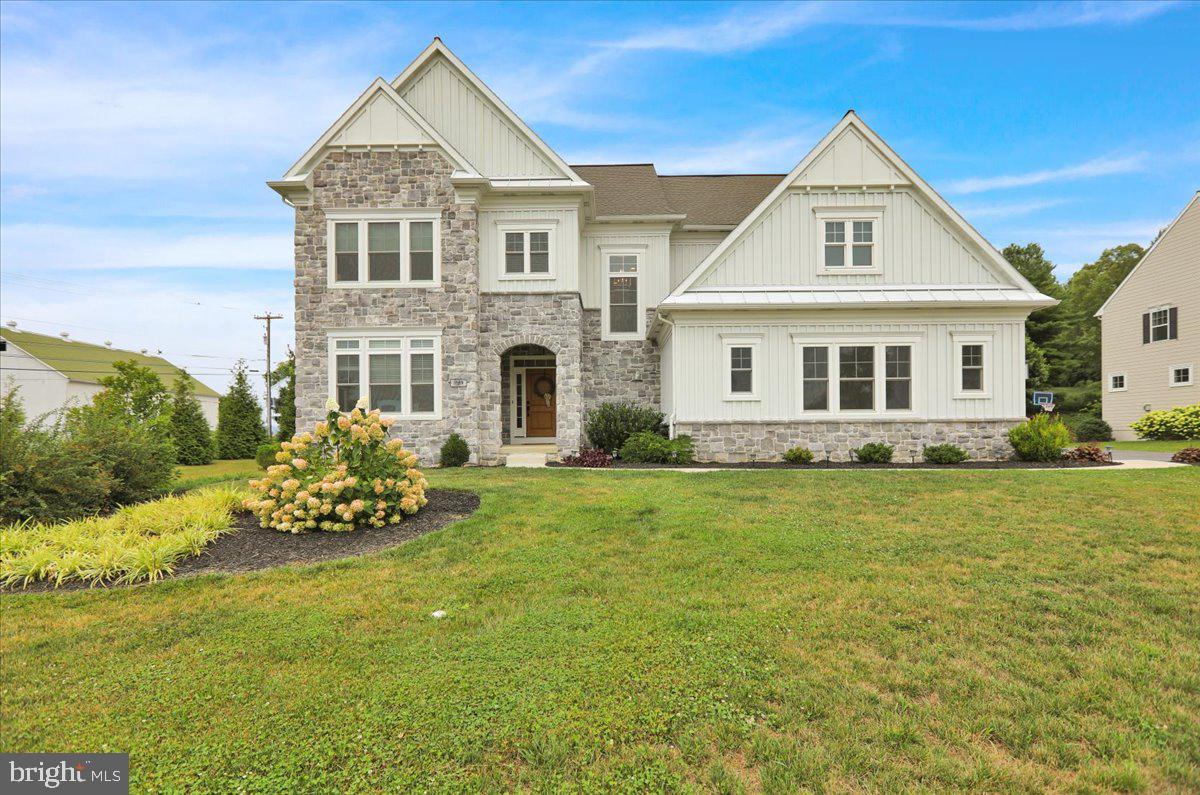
[549,458,1117,470]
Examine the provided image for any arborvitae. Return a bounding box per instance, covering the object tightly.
[169,371,214,465]
[216,360,266,459]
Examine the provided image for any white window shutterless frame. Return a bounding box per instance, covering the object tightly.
[952,333,993,399]
[722,335,762,401]
[791,335,921,417]
[325,209,441,288]
[813,207,884,275]
[326,331,442,419]
[602,248,644,340]
[497,221,557,280]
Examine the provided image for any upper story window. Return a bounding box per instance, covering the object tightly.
[815,208,883,274]
[499,225,554,279]
[328,332,441,418]
[1143,306,1178,343]
[327,212,440,288]
[603,251,643,339]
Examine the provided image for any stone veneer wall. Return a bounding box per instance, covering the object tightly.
[673,420,1019,462]
[580,308,661,418]
[478,294,584,464]
[293,150,481,466]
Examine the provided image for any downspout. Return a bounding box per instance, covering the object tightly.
[658,314,676,439]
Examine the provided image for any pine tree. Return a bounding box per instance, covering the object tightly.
[216,360,266,459]
[169,371,214,465]
[272,350,296,441]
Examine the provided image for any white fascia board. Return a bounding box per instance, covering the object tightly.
[1095,191,1199,317]
[391,38,584,184]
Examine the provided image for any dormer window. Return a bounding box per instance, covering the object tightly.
[815,208,883,274]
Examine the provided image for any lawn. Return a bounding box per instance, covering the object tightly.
[172,458,259,491]
[3,468,1199,792]
[1108,439,1200,453]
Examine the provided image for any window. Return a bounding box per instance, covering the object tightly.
[816,209,882,272]
[852,221,874,267]
[961,344,984,392]
[730,347,753,394]
[1170,364,1193,387]
[802,346,829,410]
[1109,373,1127,392]
[839,346,875,410]
[605,252,641,337]
[824,221,846,268]
[500,228,553,277]
[885,345,912,410]
[1144,306,1178,343]
[326,214,440,286]
[951,335,991,398]
[327,333,441,418]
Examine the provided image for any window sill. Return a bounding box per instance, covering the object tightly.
[328,281,439,289]
[498,273,556,281]
[952,392,990,400]
[1168,382,1194,388]
[723,395,760,402]
[602,333,644,342]
[817,268,883,276]
[380,412,442,421]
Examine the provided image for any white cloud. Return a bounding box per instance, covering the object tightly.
[0,223,292,270]
[958,198,1070,220]
[944,153,1148,195]
[1012,218,1170,274]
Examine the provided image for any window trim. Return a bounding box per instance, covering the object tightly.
[325,329,442,419]
[1169,363,1194,388]
[813,207,884,275]
[952,333,993,399]
[601,246,646,341]
[325,210,441,288]
[789,335,921,417]
[722,335,762,401]
[1108,373,1128,392]
[496,220,557,280]
[1147,305,1173,343]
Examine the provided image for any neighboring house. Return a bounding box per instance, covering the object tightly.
[270,39,1055,464]
[1095,192,1199,440]
[0,327,221,426]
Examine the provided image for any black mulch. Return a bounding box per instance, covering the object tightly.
[5,489,480,594]
[548,459,1117,470]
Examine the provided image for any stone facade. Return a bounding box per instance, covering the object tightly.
[580,309,661,417]
[673,420,1019,462]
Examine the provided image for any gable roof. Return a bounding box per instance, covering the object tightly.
[570,164,782,225]
[1,328,221,398]
[571,164,675,218]
[666,111,1046,303]
[1095,191,1200,317]
[392,38,584,184]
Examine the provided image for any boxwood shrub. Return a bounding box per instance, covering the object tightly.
[618,431,694,464]
[1007,414,1072,461]
[584,403,664,453]
[439,432,471,467]
[923,443,968,464]
[782,446,814,464]
[853,442,894,464]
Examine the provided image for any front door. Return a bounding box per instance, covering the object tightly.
[525,368,556,439]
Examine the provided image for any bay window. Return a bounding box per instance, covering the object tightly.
[326,212,440,286]
[328,332,441,418]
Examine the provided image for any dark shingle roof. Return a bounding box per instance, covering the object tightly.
[571,164,783,226]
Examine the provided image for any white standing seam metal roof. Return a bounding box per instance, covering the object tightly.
[660,287,1057,309]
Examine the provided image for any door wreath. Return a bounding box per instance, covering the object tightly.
[533,375,556,406]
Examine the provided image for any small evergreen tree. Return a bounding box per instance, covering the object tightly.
[169,371,214,465]
[93,360,172,426]
[272,350,296,441]
[216,360,266,459]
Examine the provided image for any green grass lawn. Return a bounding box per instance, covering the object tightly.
[4,468,1199,792]
[1107,440,1200,453]
[172,458,259,491]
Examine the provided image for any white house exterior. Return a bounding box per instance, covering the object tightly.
[0,327,221,426]
[271,39,1055,464]
[1096,192,1199,439]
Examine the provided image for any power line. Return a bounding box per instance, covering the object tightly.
[1,271,257,314]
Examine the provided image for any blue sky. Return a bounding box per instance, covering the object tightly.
[2,0,1198,393]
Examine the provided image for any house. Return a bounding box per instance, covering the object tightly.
[0,326,221,426]
[270,39,1056,464]
[1095,192,1199,440]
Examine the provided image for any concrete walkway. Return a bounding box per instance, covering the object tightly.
[647,459,1188,473]
[500,444,556,468]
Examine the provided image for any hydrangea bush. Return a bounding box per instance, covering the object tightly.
[243,398,428,533]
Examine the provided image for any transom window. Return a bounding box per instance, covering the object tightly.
[328,334,441,418]
[1170,364,1193,387]
[503,230,552,276]
[328,215,440,286]
[605,252,641,337]
[796,341,914,413]
[823,220,875,269]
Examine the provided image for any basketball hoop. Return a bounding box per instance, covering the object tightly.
[1041,402,1055,413]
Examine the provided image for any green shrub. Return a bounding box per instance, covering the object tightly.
[617,431,694,464]
[170,373,214,465]
[584,403,664,453]
[1130,404,1200,440]
[1067,414,1114,442]
[1007,414,1072,461]
[440,432,471,467]
[782,446,814,464]
[923,443,968,464]
[216,361,267,459]
[853,442,894,464]
[255,441,282,469]
[66,405,177,507]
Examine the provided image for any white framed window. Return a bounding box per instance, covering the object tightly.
[722,336,761,400]
[326,210,441,287]
[602,249,644,340]
[497,222,556,279]
[952,333,992,398]
[326,330,442,419]
[792,337,919,416]
[1109,373,1127,392]
[1169,364,1193,387]
[814,208,883,274]
[1144,306,1176,344]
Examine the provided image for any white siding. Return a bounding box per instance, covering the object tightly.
[0,342,70,420]
[668,309,1026,422]
[329,91,435,148]
[669,235,722,290]
[660,327,675,418]
[479,204,580,293]
[400,55,563,179]
[580,225,672,310]
[697,189,1004,288]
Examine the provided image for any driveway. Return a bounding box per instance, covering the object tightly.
[1111,449,1176,462]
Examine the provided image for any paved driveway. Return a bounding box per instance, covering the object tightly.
[1112,449,1176,462]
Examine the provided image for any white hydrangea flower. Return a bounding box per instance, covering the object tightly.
[355,395,370,410]
[325,397,339,411]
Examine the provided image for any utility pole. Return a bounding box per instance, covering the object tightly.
[255,311,284,438]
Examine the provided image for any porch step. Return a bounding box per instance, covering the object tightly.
[504,452,549,468]
[499,444,557,468]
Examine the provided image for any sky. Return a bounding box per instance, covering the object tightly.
[2,0,1198,394]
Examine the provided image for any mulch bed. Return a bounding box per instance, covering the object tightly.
[549,460,1117,470]
[6,489,480,594]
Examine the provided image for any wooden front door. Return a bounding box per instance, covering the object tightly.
[525,368,556,438]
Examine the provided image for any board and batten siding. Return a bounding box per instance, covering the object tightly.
[669,236,722,290]
[665,310,1027,422]
[478,205,580,293]
[399,55,562,179]
[660,326,675,417]
[580,225,672,310]
[697,190,1003,288]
